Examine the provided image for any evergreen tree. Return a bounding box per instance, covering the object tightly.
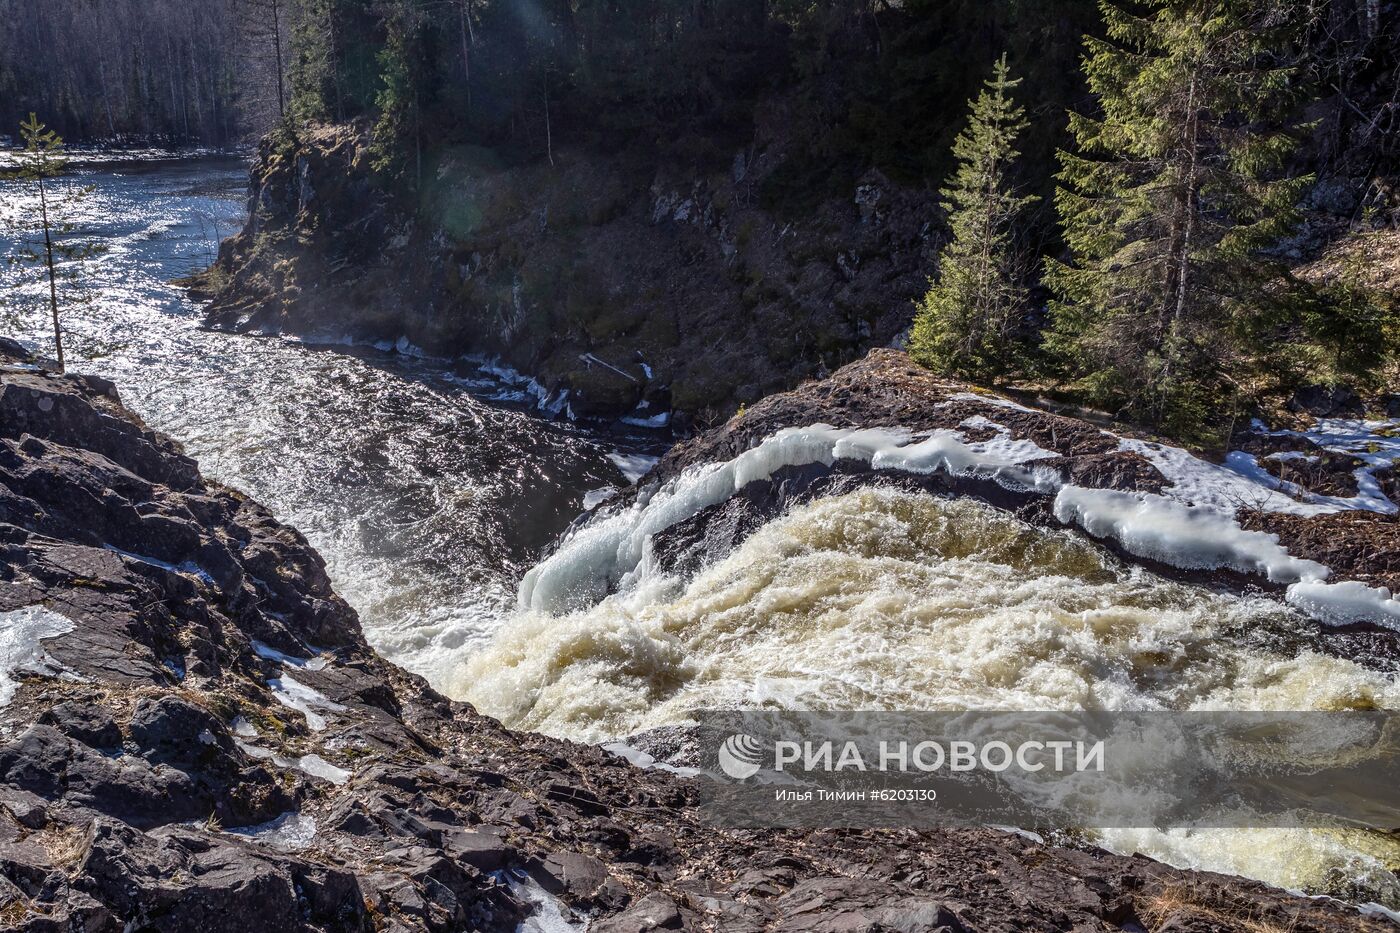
[3,114,101,371]
[909,54,1036,380]
[1046,0,1310,436]
[289,0,341,124]
[369,2,425,184]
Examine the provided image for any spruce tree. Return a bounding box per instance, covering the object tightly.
[909,55,1036,381]
[1045,0,1310,436]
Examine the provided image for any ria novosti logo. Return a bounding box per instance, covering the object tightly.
[715,731,1108,779]
[717,733,764,779]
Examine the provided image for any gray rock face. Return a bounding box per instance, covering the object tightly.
[0,344,1388,932]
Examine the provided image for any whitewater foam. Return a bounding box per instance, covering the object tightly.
[518,424,1059,613]
[463,489,1400,904]
[471,490,1398,740]
[518,420,1400,627]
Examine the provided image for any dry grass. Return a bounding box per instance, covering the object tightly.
[0,897,34,925]
[35,824,90,872]
[1296,229,1400,295]
[1139,884,1304,933]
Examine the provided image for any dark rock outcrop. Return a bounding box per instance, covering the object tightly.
[1,345,1388,931]
[198,124,938,424]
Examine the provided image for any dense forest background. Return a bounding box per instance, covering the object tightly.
[5,0,1392,200]
[0,0,291,144]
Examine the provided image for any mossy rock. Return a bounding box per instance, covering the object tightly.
[567,362,643,416]
[671,360,734,412]
[637,311,681,354]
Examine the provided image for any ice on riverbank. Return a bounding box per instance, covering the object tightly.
[0,605,76,707]
[519,409,1400,627]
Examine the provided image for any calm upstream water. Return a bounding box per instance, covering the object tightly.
[0,153,660,678]
[3,156,1399,910]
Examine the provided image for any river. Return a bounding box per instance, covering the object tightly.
[0,153,662,681]
[2,155,1398,912]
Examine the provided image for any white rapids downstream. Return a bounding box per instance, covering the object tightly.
[4,155,1399,914]
[459,425,1400,911]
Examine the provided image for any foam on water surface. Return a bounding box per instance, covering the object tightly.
[519,424,1059,614]
[469,483,1400,905]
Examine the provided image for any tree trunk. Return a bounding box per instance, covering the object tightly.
[38,177,65,372]
[459,0,473,110]
[543,73,554,166]
[97,56,117,138]
[272,0,286,117]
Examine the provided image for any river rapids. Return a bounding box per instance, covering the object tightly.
[2,156,1397,914]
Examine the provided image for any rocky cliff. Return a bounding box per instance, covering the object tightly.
[198,121,936,426]
[2,345,1392,930]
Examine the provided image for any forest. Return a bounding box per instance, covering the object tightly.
[0,0,291,144]
[279,0,1400,437]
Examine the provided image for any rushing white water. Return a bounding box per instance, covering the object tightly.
[517,424,1061,613]
[0,156,660,684]
[8,156,1398,910]
[463,488,1400,904]
[517,420,1400,627]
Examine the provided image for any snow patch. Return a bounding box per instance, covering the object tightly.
[104,545,216,585]
[226,811,318,851]
[943,390,1036,413]
[252,639,330,671]
[465,356,570,417]
[267,674,345,732]
[0,606,76,706]
[528,414,1400,627]
[235,739,351,784]
[602,741,705,777]
[1052,487,1329,584]
[1285,581,1400,630]
[1238,417,1400,514]
[296,753,352,784]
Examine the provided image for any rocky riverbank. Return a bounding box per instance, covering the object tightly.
[653,349,1400,602]
[3,345,1393,930]
[194,121,936,425]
